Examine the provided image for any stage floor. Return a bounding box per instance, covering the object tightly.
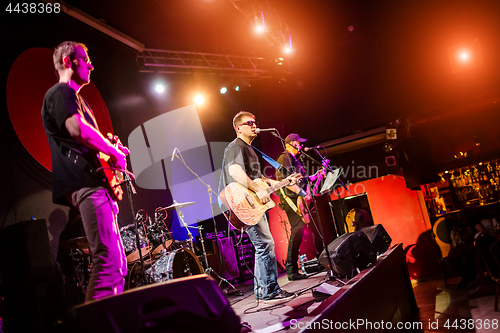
[227,271,341,333]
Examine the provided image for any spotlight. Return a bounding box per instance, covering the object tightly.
[220,87,227,94]
[448,39,483,74]
[254,25,265,34]
[155,84,165,93]
[234,85,240,92]
[194,95,204,105]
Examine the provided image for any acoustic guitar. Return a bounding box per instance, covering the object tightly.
[219,174,300,230]
[98,134,125,201]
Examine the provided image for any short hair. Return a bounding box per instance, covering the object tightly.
[53,41,87,74]
[233,111,255,130]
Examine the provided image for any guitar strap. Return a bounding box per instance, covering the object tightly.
[279,188,298,212]
[251,145,291,176]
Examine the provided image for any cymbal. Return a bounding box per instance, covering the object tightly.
[163,201,196,211]
[61,236,89,249]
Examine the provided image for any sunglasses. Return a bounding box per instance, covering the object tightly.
[239,120,258,127]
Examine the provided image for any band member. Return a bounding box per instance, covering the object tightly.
[219,111,295,302]
[41,41,128,302]
[276,134,325,281]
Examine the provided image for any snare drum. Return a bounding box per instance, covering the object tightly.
[145,248,204,284]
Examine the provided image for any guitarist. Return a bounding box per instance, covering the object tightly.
[41,41,129,302]
[219,111,295,303]
[276,133,325,281]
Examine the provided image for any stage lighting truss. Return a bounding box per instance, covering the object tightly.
[137,49,275,80]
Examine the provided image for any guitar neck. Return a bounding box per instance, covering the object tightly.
[266,178,292,195]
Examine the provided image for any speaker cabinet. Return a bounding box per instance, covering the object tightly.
[360,224,392,255]
[318,232,377,278]
[66,275,241,333]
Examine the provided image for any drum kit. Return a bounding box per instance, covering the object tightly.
[61,201,207,291]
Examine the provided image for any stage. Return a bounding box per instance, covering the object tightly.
[229,243,421,333]
[64,243,420,333]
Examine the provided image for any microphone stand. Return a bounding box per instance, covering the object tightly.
[267,132,346,285]
[171,149,241,295]
[123,170,147,285]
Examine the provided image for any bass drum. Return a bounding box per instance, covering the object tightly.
[145,248,204,284]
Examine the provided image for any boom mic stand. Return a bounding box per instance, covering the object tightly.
[263,130,346,285]
[171,148,241,295]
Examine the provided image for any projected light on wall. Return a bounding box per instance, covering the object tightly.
[448,39,483,74]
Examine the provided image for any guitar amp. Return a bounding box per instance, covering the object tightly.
[233,233,255,282]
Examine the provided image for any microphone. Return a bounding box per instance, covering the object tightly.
[255,128,276,134]
[303,145,323,152]
[171,147,178,161]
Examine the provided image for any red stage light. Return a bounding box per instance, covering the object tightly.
[447,39,483,74]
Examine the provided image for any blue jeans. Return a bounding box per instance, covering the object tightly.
[246,215,281,300]
[68,187,127,302]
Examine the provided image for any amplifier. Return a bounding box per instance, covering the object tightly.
[233,233,255,281]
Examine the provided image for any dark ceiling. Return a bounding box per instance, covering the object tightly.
[4,0,500,145]
[56,0,500,140]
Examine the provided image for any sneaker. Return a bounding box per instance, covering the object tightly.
[288,272,308,281]
[263,290,296,303]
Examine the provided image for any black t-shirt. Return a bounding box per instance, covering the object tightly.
[276,151,307,199]
[41,83,104,206]
[219,138,262,193]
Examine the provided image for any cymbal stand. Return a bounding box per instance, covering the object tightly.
[171,148,241,294]
[176,206,194,253]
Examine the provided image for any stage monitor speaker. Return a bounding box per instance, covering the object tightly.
[318,231,377,278]
[66,275,241,333]
[360,224,392,255]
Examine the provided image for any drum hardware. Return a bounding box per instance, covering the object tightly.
[162,201,196,211]
[170,148,241,294]
[196,225,242,296]
[60,236,89,250]
[119,223,152,263]
[70,249,92,293]
[149,209,175,256]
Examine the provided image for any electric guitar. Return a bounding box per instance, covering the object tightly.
[219,174,301,230]
[98,134,125,201]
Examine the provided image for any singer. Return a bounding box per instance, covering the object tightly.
[41,41,128,302]
[218,111,295,303]
[276,133,326,280]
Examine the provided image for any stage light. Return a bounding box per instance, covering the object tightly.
[448,39,483,74]
[155,84,165,93]
[194,95,204,105]
[282,34,294,54]
[234,85,240,92]
[220,87,227,94]
[254,25,265,34]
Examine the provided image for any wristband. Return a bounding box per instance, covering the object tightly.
[298,189,307,198]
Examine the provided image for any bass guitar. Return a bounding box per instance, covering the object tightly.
[219,174,300,230]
